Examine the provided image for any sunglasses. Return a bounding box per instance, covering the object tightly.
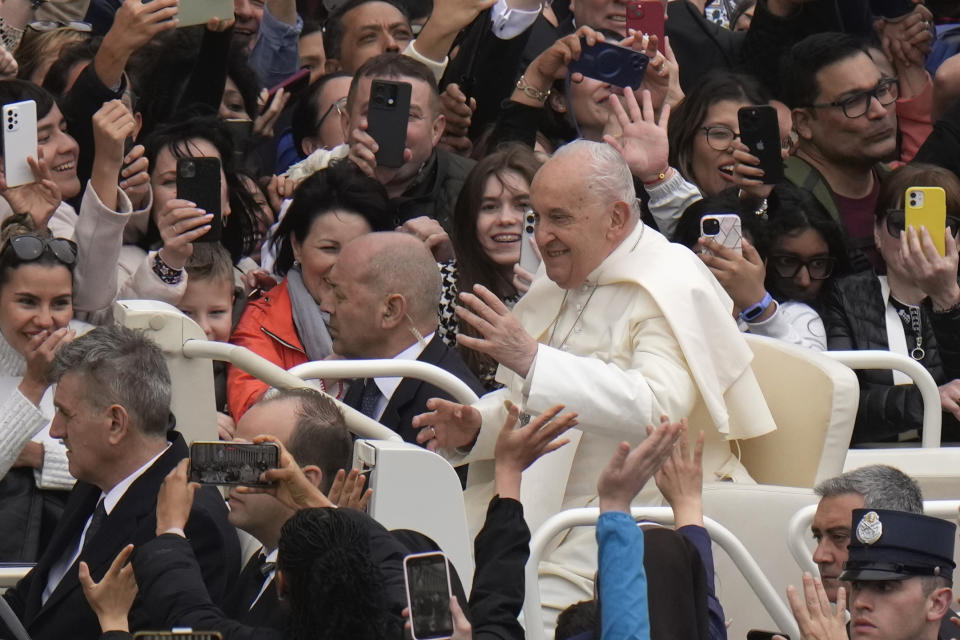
[2,234,77,267]
[769,254,836,280]
[26,20,92,33]
[884,210,960,239]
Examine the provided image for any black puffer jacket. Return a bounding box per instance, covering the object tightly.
[821,271,960,444]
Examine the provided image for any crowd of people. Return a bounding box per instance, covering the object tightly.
[0,0,958,637]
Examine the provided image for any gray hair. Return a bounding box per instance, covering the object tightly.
[814,465,923,513]
[552,140,642,219]
[49,325,171,437]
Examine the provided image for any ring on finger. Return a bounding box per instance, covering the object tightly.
[429,426,437,439]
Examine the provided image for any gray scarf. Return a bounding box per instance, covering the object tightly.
[285,266,333,361]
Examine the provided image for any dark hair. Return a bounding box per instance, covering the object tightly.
[779,32,871,108]
[876,162,960,224]
[261,388,353,494]
[301,16,325,37]
[729,0,756,28]
[291,71,352,157]
[347,52,439,116]
[143,115,234,176]
[226,46,262,121]
[278,508,390,640]
[0,214,74,289]
[0,80,57,136]
[554,600,599,640]
[40,38,102,98]
[272,161,393,275]
[185,242,234,285]
[224,171,261,263]
[667,72,770,185]
[324,0,410,61]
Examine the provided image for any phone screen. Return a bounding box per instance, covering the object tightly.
[188,442,280,486]
[405,553,453,640]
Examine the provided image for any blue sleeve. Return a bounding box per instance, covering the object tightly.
[596,512,650,640]
[249,3,303,88]
[677,525,727,640]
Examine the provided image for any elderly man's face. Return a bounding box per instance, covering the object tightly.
[49,372,113,489]
[321,249,382,359]
[530,151,622,290]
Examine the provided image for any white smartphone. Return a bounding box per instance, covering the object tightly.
[176,0,234,27]
[699,213,742,256]
[2,100,37,188]
[519,208,540,273]
[403,551,453,640]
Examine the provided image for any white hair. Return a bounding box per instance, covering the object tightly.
[552,140,641,218]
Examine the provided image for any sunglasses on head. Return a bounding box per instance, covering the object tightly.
[884,210,960,239]
[2,234,77,267]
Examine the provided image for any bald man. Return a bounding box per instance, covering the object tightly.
[322,232,485,445]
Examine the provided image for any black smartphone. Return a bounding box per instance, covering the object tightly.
[869,0,913,19]
[134,633,223,640]
[267,67,311,101]
[367,79,412,169]
[404,552,453,640]
[222,118,253,159]
[176,156,222,243]
[738,105,784,184]
[188,441,280,486]
[569,39,649,90]
[747,631,789,640]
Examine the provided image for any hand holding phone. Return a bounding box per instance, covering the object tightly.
[626,0,665,53]
[738,105,784,184]
[404,552,454,640]
[905,186,947,257]
[700,213,743,256]
[569,39,650,89]
[519,209,540,273]
[177,156,222,243]
[2,99,37,188]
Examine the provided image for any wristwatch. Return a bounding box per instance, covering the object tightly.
[740,292,774,323]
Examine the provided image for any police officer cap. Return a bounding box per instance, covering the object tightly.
[839,508,956,582]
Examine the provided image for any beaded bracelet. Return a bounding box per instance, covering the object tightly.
[153,253,184,286]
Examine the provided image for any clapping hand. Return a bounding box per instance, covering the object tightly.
[778,573,847,640]
[494,402,577,499]
[597,415,683,513]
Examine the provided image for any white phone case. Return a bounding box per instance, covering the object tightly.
[519,209,540,273]
[404,551,453,640]
[3,100,37,188]
[176,0,235,27]
[700,213,743,256]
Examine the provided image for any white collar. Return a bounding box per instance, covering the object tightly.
[100,443,171,515]
[373,332,435,400]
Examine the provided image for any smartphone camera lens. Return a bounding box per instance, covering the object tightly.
[181,160,196,178]
[702,218,721,235]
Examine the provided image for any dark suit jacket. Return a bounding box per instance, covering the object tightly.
[1,432,240,640]
[222,553,288,630]
[344,334,486,445]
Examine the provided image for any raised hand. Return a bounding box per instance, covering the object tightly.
[92,100,137,211]
[396,216,453,262]
[603,88,670,184]
[697,237,768,314]
[900,225,960,311]
[412,397,483,451]
[781,573,848,640]
[654,421,704,527]
[455,284,539,377]
[0,151,62,229]
[156,197,213,270]
[253,88,291,141]
[79,544,138,633]
[494,402,577,499]
[597,415,683,513]
[327,468,373,511]
[439,83,475,156]
[515,27,603,106]
[120,144,150,211]
[156,459,198,535]
[236,434,335,510]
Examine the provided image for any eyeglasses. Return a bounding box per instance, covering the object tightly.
[769,254,836,280]
[700,125,741,151]
[1,234,77,267]
[884,209,960,238]
[315,97,347,131]
[26,20,92,33]
[806,78,900,119]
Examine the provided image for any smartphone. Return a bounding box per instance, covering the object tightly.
[519,208,540,274]
[905,186,947,256]
[700,213,742,255]
[267,67,311,102]
[2,100,37,188]
[738,105,784,184]
[569,40,649,90]
[222,118,253,158]
[869,0,913,19]
[188,441,280,486]
[626,0,665,53]
[404,552,453,640]
[175,0,234,27]
[747,632,788,640]
[134,633,223,640]
[177,156,222,243]
[367,79,411,169]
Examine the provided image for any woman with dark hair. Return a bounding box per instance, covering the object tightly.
[438,145,541,388]
[227,161,393,418]
[822,163,960,444]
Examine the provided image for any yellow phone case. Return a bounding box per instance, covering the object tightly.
[905,186,947,256]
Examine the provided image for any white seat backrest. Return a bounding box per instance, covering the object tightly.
[735,334,859,487]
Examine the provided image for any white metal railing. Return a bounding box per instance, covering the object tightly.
[181,340,401,442]
[522,507,800,640]
[787,500,960,575]
[823,351,941,447]
[288,360,481,406]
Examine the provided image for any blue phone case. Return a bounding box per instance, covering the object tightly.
[569,40,650,90]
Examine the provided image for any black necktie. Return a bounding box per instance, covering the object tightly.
[233,551,269,613]
[81,499,107,555]
[359,378,382,418]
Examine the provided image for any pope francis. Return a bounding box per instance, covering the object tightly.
[413,139,776,629]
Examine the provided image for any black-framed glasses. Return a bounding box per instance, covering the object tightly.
[315,97,347,131]
[884,209,960,238]
[700,125,741,151]
[26,20,92,33]
[806,78,899,119]
[2,234,77,267]
[769,254,836,280]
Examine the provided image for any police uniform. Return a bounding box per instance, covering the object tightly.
[840,509,958,640]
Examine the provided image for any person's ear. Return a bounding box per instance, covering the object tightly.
[340,103,352,142]
[874,221,883,251]
[292,236,303,264]
[926,586,952,621]
[548,91,567,114]
[792,107,815,141]
[301,464,323,488]
[132,112,143,141]
[302,137,318,157]
[325,59,342,74]
[105,404,131,445]
[608,200,631,238]
[275,569,287,599]
[430,113,445,147]
[380,293,406,329]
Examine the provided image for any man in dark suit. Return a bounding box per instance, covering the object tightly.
[323,232,485,447]
[0,325,239,640]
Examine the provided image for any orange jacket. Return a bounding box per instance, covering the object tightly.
[226,279,309,419]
